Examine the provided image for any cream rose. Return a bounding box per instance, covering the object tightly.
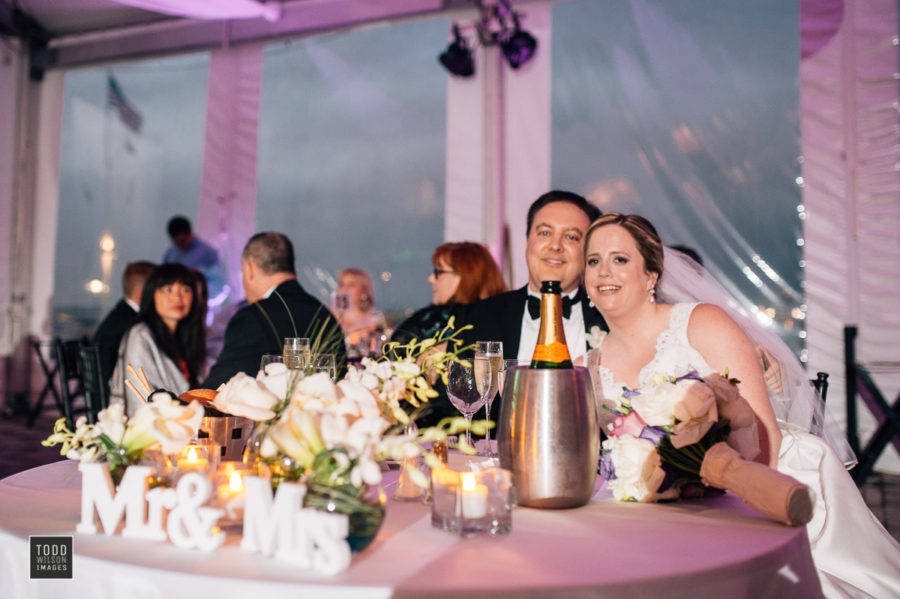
[212,373,281,421]
[604,436,666,502]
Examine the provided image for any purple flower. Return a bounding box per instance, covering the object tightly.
[622,388,641,399]
[639,426,667,445]
[674,370,702,383]
[599,452,616,481]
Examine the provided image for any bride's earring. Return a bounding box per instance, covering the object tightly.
[648,288,656,304]
[588,299,595,308]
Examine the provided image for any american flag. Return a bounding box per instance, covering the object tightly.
[107,74,143,133]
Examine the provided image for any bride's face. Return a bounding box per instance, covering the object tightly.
[584,224,658,315]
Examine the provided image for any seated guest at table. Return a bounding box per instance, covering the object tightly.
[92,261,155,396]
[334,268,389,355]
[456,191,606,420]
[202,232,346,388]
[393,241,506,346]
[580,212,900,598]
[109,264,206,414]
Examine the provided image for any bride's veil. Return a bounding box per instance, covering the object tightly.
[658,247,857,467]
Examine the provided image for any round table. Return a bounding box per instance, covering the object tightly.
[0,460,821,598]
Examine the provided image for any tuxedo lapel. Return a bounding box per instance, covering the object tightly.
[502,287,528,358]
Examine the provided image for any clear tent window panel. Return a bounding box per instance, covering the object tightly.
[551,0,805,357]
[54,53,210,339]
[257,17,449,322]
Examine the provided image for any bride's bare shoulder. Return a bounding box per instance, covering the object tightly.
[686,303,746,342]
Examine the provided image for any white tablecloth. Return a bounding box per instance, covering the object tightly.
[0,460,822,598]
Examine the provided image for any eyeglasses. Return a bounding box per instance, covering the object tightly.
[433,268,459,278]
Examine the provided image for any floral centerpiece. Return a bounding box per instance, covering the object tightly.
[42,392,204,486]
[599,371,814,526]
[210,318,485,551]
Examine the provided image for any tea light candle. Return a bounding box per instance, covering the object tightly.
[176,444,209,471]
[459,472,487,519]
[216,465,250,522]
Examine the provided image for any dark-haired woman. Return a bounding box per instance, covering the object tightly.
[110,264,207,414]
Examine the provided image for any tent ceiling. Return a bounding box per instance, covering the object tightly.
[1,0,474,70]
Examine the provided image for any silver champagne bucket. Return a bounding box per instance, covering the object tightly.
[497,366,600,508]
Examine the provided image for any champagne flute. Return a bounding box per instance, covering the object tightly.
[283,337,310,370]
[447,360,488,449]
[475,341,503,457]
[312,354,336,379]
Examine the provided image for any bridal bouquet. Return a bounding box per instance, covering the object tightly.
[600,371,813,526]
[42,392,204,485]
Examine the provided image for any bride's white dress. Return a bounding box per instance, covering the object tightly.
[586,302,900,599]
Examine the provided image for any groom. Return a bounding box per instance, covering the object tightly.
[458,190,607,409]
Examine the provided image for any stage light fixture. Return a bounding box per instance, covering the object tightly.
[439,24,475,78]
[500,14,537,69]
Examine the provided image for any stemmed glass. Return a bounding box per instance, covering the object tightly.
[447,360,489,449]
[498,359,524,398]
[474,341,503,457]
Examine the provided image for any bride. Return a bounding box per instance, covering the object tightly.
[580,212,900,599]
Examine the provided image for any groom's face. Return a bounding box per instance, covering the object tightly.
[525,201,591,294]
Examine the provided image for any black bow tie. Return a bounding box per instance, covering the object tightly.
[527,289,582,320]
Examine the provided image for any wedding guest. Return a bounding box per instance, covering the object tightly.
[334,268,389,352]
[392,241,506,346]
[580,212,900,598]
[202,232,346,388]
[92,261,155,395]
[109,264,207,415]
[163,215,228,315]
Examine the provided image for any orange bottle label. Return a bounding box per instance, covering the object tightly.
[532,342,571,363]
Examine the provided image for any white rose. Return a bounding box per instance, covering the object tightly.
[291,372,339,404]
[605,436,665,502]
[631,382,683,427]
[212,372,281,421]
[256,362,291,399]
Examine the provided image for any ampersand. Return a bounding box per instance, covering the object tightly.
[166,473,225,552]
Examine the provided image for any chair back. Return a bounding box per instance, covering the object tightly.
[812,372,829,403]
[55,338,86,428]
[80,344,109,422]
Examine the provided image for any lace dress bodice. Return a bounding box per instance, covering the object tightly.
[586,303,709,410]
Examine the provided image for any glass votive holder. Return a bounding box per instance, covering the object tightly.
[174,442,213,478]
[431,467,461,533]
[459,467,512,538]
[211,461,252,528]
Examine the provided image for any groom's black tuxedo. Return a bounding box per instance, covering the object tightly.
[202,279,345,389]
[457,285,608,420]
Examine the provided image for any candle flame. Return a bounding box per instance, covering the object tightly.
[462,472,476,491]
[229,471,244,491]
[187,447,198,463]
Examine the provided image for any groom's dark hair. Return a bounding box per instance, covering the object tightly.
[526,190,601,236]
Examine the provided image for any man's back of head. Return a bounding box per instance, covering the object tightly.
[122,261,156,305]
[242,232,296,275]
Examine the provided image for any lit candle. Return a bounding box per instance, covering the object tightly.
[459,472,487,519]
[176,444,209,471]
[216,465,249,522]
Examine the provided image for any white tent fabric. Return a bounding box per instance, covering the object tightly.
[801,0,900,470]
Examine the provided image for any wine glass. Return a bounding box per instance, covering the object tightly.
[283,337,310,370]
[475,341,503,457]
[312,354,336,379]
[259,354,284,375]
[447,360,489,449]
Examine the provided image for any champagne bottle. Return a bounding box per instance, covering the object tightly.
[530,280,574,369]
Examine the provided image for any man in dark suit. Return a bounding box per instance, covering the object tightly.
[92,261,156,394]
[202,232,345,389]
[459,191,607,418]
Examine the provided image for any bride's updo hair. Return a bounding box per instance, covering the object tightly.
[583,213,665,285]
